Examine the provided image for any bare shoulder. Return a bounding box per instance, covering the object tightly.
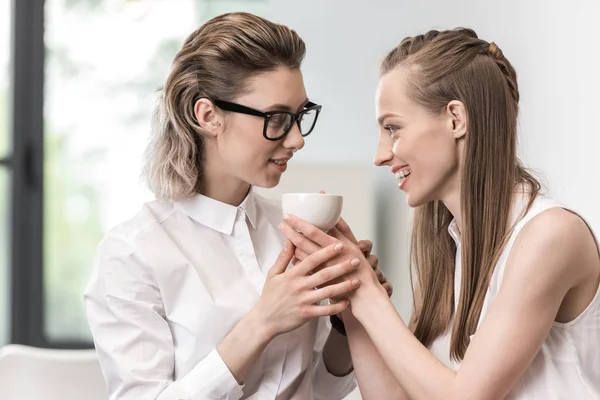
[507,207,599,290]
[520,207,592,242]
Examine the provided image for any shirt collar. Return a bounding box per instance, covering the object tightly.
[175,189,258,235]
[242,190,258,229]
[448,219,461,246]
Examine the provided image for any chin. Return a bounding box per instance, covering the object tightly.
[253,175,282,189]
[405,190,428,208]
[262,181,280,189]
[405,195,419,208]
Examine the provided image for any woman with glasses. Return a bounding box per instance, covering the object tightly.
[84,12,391,400]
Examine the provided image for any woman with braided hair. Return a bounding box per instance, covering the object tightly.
[280,28,600,399]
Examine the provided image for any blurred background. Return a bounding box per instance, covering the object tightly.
[0,0,598,399]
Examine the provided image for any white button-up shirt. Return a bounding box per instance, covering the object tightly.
[84,190,356,400]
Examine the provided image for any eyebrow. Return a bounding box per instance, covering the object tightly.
[377,113,402,126]
[265,98,310,112]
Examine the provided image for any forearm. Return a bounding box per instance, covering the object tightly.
[353,287,456,400]
[322,320,354,376]
[217,308,274,384]
[343,309,410,400]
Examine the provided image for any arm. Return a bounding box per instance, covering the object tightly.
[84,234,248,400]
[311,316,358,400]
[283,218,406,399]
[342,259,423,400]
[321,324,354,376]
[344,310,410,400]
[332,224,409,400]
[85,234,360,400]
[316,242,381,377]
[349,208,596,400]
[311,255,395,399]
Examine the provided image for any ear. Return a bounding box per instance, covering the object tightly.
[446,100,467,139]
[194,98,224,138]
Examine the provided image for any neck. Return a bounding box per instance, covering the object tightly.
[443,191,462,232]
[440,172,462,232]
[202,155,251,207]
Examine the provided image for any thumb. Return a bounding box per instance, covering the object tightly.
[268,239,295,278]
[335,216,358,244]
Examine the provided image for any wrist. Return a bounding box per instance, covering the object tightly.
[244,307,277,345]
[351,283,390,322]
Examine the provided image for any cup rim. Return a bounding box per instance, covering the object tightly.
[281,193,342,198]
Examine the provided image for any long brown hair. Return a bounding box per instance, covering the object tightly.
[142,12,306,200]
[381,28,540,360]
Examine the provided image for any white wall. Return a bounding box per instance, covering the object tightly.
[265,2,600,397]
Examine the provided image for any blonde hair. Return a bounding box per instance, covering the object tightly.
[142,12,306,200]
[381,28,540,361]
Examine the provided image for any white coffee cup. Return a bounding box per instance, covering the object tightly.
[281,193,344,232]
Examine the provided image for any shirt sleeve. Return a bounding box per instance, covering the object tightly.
[311,316,357,400]
[84,232,245,400]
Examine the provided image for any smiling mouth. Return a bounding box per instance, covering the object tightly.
[395,168,411,189]
[395,169,411,180]
[268,158,289,171]
[270,159,288,166]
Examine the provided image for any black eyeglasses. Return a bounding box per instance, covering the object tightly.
[213,99,322,141]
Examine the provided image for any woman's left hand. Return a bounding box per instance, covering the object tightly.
[280,214,391,298]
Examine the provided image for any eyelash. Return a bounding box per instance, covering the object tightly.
[384,125,401,138]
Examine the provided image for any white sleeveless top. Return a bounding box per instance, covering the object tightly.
[429,194,600,399]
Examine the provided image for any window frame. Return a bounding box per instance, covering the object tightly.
[7,0,91,349]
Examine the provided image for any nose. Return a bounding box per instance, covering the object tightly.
[373,135,393,167]
[282,122,305,152]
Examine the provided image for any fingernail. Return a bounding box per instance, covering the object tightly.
[335,243,344,251]
[283,214,291,220]
[351,279,360,287]
[351,258,360,266]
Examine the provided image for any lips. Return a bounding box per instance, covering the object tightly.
[390,165,411,178]
[395,169,411,180]
[270,159,288,166]
[390,164,411,190]
[268,157,290,172]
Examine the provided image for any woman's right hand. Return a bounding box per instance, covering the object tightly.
[253,239,360,339]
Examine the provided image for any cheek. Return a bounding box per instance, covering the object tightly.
[222,124,274,165]
[417,138,459,189]
[229,140,271,167]
[404,128,458,180]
